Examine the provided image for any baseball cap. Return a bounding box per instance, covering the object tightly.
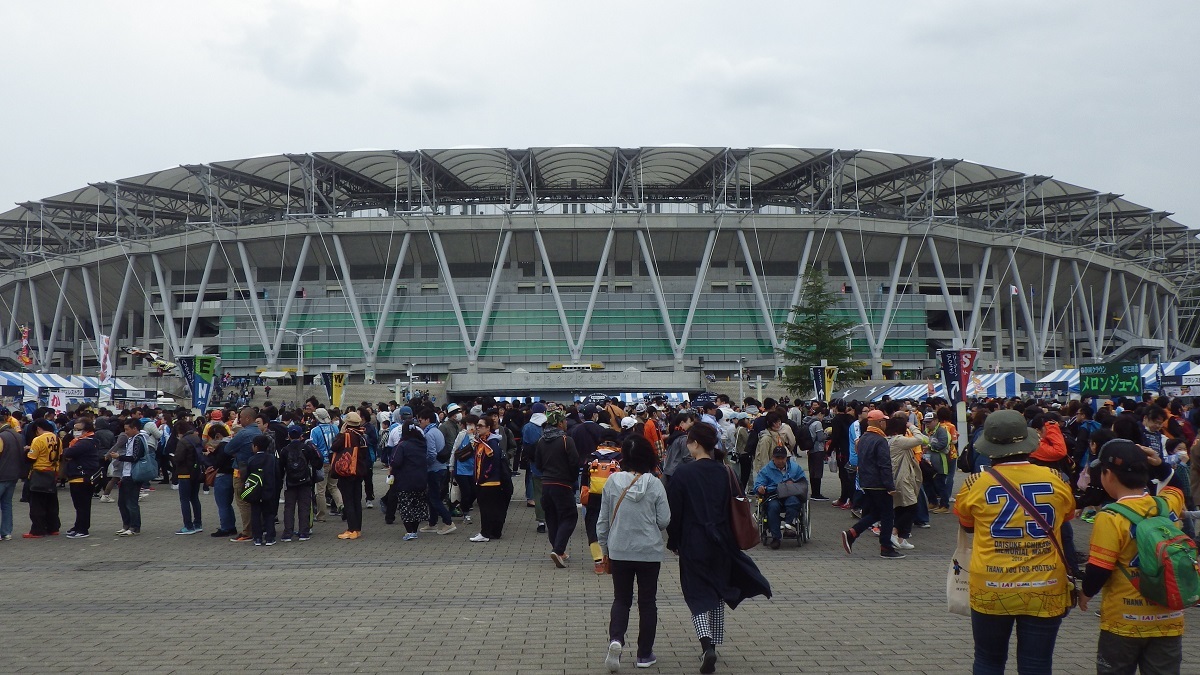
[620,417,637,430]
[974,410,1039,458]
[287,425,304,438]
[446,403,461,414]
[531,402,547,414]
[866,410,887,421]
[634,403,647,414]
[398,406,413,419]
[1089,439,1150,474]
[923,412,935,422]
[582,404,599,417]
[545,409,566,426]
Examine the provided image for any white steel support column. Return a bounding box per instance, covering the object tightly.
[182,242,221,355]
[965,248,993,347]
[1170,302,1180,357]
[370,232,412,359]
[533,229,579,358]
[331,234,372,357]
[1118,274,1133,338]
[833,231,880,377]
[735,230,781,354]
[875,237,910,352]
[7,281,21,344]
[109,260,136,375]
[1097,270,1113,357]
[1037,260,1061,361]
[79,268,103,360]
[574,228,615,359]
[678,229,718,353]
[428,231,474,359]
[234,242,274,359]
[1137,284,1149,337]
[150,254,181,357]
[926,238,964,347]
[635,230,681,360]
[470,230,513,361]
[29,280,45,362]
[1069,261,1100,358]
[44,268,71,369]
[1006,249,1040,360]
[784,230,816,326]
[268,236,314,365]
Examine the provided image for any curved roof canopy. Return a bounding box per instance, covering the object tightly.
[0,146,1194,287]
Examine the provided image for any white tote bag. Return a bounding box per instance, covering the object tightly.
[946,526,972,616]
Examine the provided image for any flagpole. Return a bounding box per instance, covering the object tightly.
[1010,292,1017,375]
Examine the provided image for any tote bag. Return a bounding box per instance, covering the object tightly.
[947,526,972,616]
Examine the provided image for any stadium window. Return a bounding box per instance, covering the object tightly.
[421,284,440,296]
[517,283,535,295]
[614,282,633,293]
[735,282,752,294]
[711,282,730,292]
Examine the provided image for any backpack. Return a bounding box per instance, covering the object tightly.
[129,434,159,483]
[332,432,361,478]
[284,444,313,487]
[1103,497,1200,610]
[239,469,265,503]
[805,416,828,451]
[581,447,622,506]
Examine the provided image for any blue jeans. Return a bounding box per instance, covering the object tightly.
[916,487,929,524]
[426,470,452,526]
[0,479,15,538]
[765,495,800,540]
[212,473,236,532]
[178,477,203,530]
[971,610,1062,675]
[936,461,957,508]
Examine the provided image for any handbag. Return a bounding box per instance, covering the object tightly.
[449,480,462,504]
[28,469,57,493]
[985,467,1080,608]
[776,479,807,500]
[203,466,217,488]
[946,526,972,616]
[726,467,759,550]
[601,472,643,575]
[826,453,838,474]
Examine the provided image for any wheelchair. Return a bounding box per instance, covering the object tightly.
[756,477,811,547]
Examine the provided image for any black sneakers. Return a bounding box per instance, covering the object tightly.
[840,530,855,554]
[880,549,906,559]
[700,647,717,674]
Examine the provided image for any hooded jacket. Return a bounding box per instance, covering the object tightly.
[596,471,670,562]
[534,426,579,485]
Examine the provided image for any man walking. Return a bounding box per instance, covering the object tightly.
[840,410,904,558]
[418,408,456,535]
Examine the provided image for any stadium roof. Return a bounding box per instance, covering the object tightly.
[1,146,1196,288]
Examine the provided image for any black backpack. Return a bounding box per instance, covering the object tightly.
[284,443,312,487]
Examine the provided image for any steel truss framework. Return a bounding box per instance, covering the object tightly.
[0,147,1194,378]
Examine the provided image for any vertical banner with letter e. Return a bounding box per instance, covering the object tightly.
[193,356,217,415]
[823,366,839,403]
[810,366,824,402]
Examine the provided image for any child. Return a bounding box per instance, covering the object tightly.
[246,435,281,546]
[1081,438,1185,674]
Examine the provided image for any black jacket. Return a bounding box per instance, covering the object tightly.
[245,450,281,498]
[568,421,604,469]
[534,427,579,485]
[390,436,428,492]
[62,436,101,481]
[855,429,894,491]
[0,428,25,482]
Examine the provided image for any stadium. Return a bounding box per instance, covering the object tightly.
[0,146,1196,398]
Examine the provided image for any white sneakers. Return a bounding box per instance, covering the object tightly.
[99,495,114,503]
[605,640,622,673]
[468,533,490,542]
[891,534,915,550]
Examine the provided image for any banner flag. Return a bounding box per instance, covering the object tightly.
[192,356,217,415]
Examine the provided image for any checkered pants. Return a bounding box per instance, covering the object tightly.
[691,605,725,644]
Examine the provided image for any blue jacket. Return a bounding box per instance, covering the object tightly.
[423,424,446,472]
[225,425,263,472]
[390,436,427,492]
[855,429,894,491]
[754,458,806,494]
[310,423,339,463]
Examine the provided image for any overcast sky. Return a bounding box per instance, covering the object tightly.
[1,1,1196,225]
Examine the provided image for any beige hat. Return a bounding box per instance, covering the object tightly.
[343,411,363,427]
[314,408,331,423]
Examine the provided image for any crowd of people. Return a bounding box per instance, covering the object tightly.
[0,387,1196,674]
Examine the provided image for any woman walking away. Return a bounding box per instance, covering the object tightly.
[666,423,771,674]
[955,410,1076,675]
[172,421,205,534]
[62,419,100,538]
[330,411,371,540]
[598,435,670,672]
[25,420,62,538]
[885,414,924,551]
[470,416,513,542]
[389,424,430,540]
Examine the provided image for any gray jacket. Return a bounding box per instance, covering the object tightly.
[596,471,671,562]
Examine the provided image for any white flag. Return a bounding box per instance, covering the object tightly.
[98,334,111,384]
[1009,285,1019,296]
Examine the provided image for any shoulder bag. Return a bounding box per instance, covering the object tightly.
[985,467,1079,608]
[28,469,57,493]
[726,466,760,550]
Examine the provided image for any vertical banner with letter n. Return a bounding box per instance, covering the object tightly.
[193,356,217,415]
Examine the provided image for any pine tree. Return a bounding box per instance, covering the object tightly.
[777,268,866,395]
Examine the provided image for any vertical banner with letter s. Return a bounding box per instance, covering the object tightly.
[193,356,217,415]
[939,349,980,405]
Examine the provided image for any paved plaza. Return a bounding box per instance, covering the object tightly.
[2,474,1197,674]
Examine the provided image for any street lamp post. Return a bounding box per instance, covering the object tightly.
[737,357,747,402]
[284,328,322,401]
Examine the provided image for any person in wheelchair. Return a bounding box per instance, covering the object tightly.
[754,446,807,549]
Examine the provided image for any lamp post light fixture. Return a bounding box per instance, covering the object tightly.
[284,328,322,399]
